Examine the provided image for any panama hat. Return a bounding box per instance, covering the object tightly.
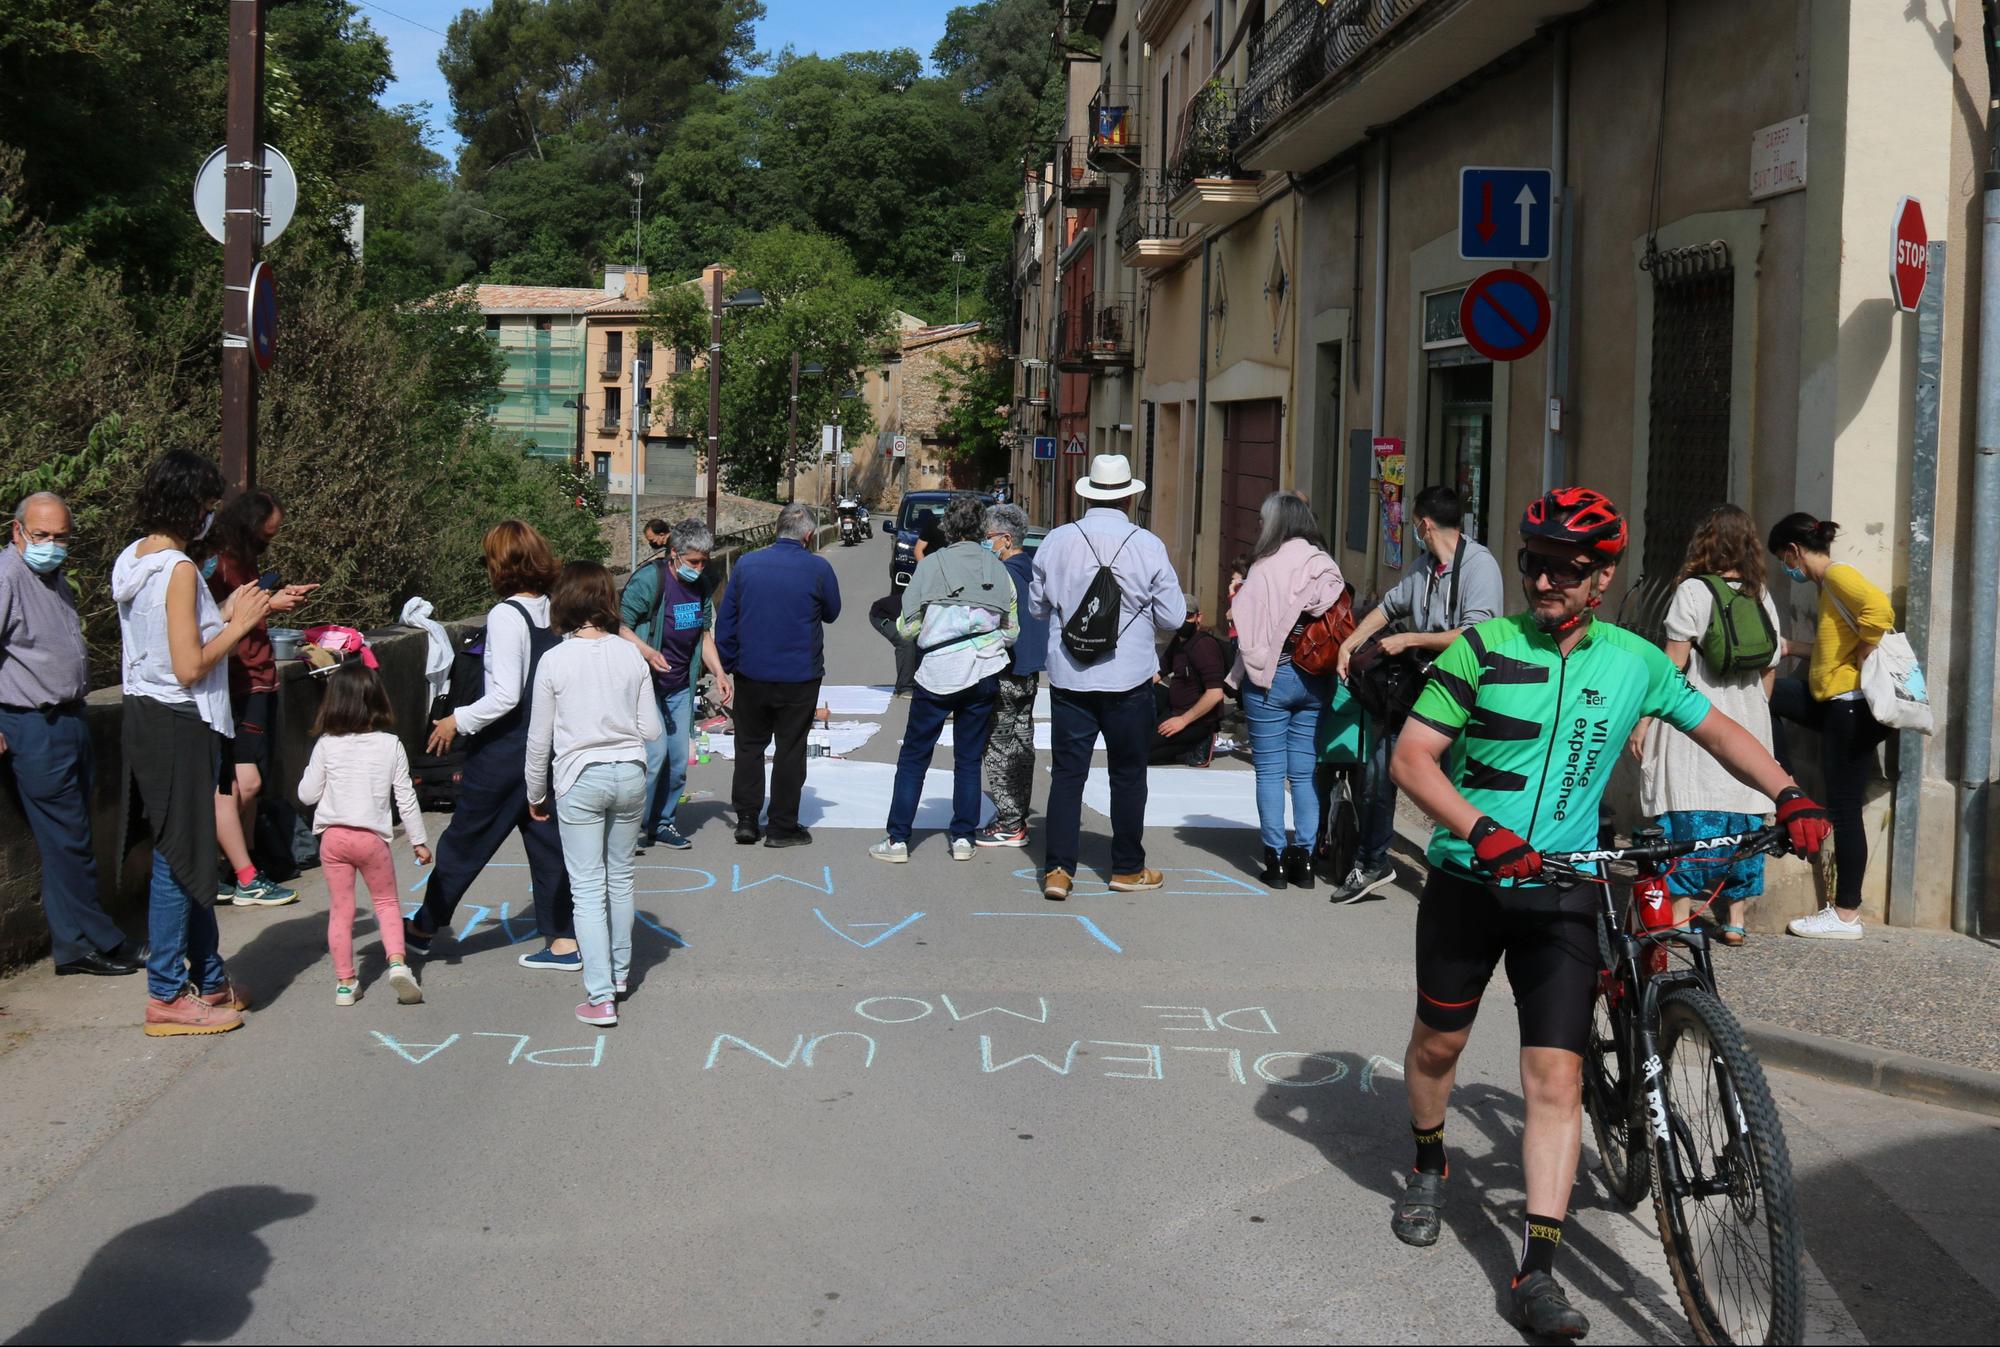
[1075,453,1146,501]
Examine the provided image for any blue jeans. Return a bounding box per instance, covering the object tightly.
[0,706,124,963]
[887,676,998,843]
[145,851,225,1001]
[1043,682,1154,878]
[557,760,647,1005]
[642,683,693,837]
[1244,663,1327,852]
[1357,723,1400,870]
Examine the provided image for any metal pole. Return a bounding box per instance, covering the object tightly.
[1890,240,1946,927]
[705,268,723,535]
[1542,23,1570,490]
[787,350,800,505]
[630,356,645,572]
[1954,180,2000,936]
[1369,137,1389,572]
[221,0,265,496]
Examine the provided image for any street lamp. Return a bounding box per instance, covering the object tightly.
[704,277,767,533]
[952,249,966,323]
[787,355,825,505]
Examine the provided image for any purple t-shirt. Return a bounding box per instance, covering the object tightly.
[654,569,708,691]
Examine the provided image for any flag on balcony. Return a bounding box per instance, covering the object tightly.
[1094,105,1131,148]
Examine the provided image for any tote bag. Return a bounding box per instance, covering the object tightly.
[1826,589,1934,734]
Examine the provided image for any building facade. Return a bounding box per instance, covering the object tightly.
[1008,0,2000,930]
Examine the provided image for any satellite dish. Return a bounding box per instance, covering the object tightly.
[192,144,298,248]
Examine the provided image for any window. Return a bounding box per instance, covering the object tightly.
[485,316,500,332]
[604,329,623,374]
[603,386,622,430]
[1640,246,1735,592]
[534,316,551,332]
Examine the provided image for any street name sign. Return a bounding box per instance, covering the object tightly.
[1459,166,1552,262]
[1892,197,1929,313]
[1458,268,1551,363]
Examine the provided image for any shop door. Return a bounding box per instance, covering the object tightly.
[1426,360,1494,542]
[1220,399,1282,605]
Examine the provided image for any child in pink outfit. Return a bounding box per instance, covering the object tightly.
[297,665,433,1006]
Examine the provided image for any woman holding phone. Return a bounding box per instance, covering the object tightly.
[204,489,317,906]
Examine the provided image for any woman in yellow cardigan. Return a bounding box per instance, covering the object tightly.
[1767,513,1894,940]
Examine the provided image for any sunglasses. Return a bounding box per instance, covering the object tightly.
[1516,548,1601,589]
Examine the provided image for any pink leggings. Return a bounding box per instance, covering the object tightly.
[320,825,405,980]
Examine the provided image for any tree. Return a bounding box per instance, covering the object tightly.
[931,339,1013,479]
[647,228,891,500]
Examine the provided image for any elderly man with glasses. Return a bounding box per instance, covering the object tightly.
[0,493,140,976]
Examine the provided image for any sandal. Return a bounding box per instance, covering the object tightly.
[1718,924,1747,947]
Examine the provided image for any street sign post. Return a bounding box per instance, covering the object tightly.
[1063,433,1085,455]
[1032,435,1057,461]
[194,144,297,249]
[248,262,277,372]
[1892,196,1929,312]
[1459,166,1553,262]
[1458,268,1552,363]
[892,434,908,459]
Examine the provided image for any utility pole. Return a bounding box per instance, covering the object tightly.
[221,0,266,496]
[706,267,723,535]
[953,249,966,323]
[629,355,646,572]
[786,349,801,505]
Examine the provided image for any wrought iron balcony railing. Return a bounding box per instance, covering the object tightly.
[1060,137,1108,204]
[1165,82,1249,198]
[1237,0,1428,144]
[1116,171,1190,254]
[1087,85,1144,170]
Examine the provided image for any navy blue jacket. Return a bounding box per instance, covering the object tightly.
[714,538,842,682]
[1003,549,1048,676]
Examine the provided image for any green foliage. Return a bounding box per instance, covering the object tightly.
[647,228,891,500]
[931,340,1013,476]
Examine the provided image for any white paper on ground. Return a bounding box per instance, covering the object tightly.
[916,721,1096,751]
[1078,764,1260,829]
[817,684,896,717]
[746,759,994,830]
[1032,685,1052,719]
[707,721,881,759]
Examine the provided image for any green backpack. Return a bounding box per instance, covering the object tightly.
[1696,575,1777,678]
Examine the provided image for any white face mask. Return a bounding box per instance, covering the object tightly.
[193,510,215,541]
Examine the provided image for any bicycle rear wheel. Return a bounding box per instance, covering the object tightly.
[1583,980,1649,1208]
[1651,988,1803,1346]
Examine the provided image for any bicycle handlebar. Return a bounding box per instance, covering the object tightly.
[1537,824,1792,882]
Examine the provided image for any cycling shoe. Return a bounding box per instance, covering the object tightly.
[1510,1270,1590,1339]
[1390,1169,1446,1247]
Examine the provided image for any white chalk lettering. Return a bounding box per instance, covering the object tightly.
[473,1032,532,1064]
[1143,1005,1218,1032]
[524,1036,606,1067]
[1252,1052,1350,1087]
[852,996,935,1024]
[1169,1045,1247,1084]
[802,1032,878,1068]
[977,1035,1082,1074]
[370,1032,460,1065]
[939,994,1051,1023]
[704,1034,806,1070]
[1215,1006,1279,1034]
[1092,1040,1165,1081]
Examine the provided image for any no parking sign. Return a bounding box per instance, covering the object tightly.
[1457,268,1550,363]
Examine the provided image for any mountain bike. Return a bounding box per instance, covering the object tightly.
[1540,825,1804,1346]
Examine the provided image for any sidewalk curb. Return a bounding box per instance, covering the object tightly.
[1741,1020,2000,1119]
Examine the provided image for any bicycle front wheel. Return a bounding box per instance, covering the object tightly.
[1651,988,1804,1346]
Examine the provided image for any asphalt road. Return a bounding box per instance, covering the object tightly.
[0,535,1995,1344]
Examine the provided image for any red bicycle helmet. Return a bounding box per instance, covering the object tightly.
[1521,487,1628,560]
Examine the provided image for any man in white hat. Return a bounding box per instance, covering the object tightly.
[1026,454,1187,899]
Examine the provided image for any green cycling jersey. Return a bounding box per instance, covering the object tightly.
[1408,613,1713,881]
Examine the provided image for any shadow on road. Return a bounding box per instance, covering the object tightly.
[5,1185,314,1345]
[1252,1051,1685,1343]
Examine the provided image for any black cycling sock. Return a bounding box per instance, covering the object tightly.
[1518,1211,1564,1279]
[1411,1119,1447,1175]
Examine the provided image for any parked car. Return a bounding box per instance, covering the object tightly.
[889,490,997,587]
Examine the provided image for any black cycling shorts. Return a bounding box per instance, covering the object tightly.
[1413,868,1600,1055]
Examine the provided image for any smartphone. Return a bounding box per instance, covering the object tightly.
[257,569,283,591]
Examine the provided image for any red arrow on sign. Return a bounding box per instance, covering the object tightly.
[1476,181,1496,242]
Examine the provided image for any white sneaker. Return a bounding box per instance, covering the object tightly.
[334,981,359,1007]
[387,963,424,1005]
[870,838,909,864]
[951,837,975,862]
[1787,905,1864,941]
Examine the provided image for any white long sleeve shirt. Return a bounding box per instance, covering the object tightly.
[453,595,551,737]
[296,731,429,847]
[524,632,664,804]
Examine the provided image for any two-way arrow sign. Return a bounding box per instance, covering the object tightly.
[1460,167,1553,262]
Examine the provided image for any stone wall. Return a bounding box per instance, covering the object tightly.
[0,625,443,973]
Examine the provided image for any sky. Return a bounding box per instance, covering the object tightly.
[352,0,952,153]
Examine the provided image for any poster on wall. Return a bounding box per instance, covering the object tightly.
[1373,437,1406,570]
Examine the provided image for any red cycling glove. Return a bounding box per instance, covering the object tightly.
[1469,816,1542,881]
[1774,787,1831,857]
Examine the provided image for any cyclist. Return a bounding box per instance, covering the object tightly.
[1385,487,1831,1339]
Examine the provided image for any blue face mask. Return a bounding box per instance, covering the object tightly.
[22,541,66,574]
[980,539,996,552]
[200,555,219,580]
[1783,563,1808,584]
[676,564,702,583]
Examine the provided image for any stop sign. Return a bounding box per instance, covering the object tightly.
[1892,196,1928,312]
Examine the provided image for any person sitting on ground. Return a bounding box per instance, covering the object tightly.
[297,663,432,1008]
[1151,597,1226,766]
[868,588,920,696]
[871,495,1017,864]
[1629,504,1784,946]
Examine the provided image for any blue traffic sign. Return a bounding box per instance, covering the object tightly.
[1032,435,1057,461]
[1459,166,1552,262]
[1458,269,1550,363]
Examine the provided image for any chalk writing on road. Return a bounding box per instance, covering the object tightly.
[370,1030,606,1067]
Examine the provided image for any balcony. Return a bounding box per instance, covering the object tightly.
[1087,85,1144,173]
[599,349,623,378]
[1167,82,1260,230]
[1065,0,1117,40]
[1055,300,1134,372]
[599,405,621,432]
[1116,171,1194,269]
[1236,0,1593,173]
[1060,138,1108,208]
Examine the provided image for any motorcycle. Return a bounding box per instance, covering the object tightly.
[837,498,872,546]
